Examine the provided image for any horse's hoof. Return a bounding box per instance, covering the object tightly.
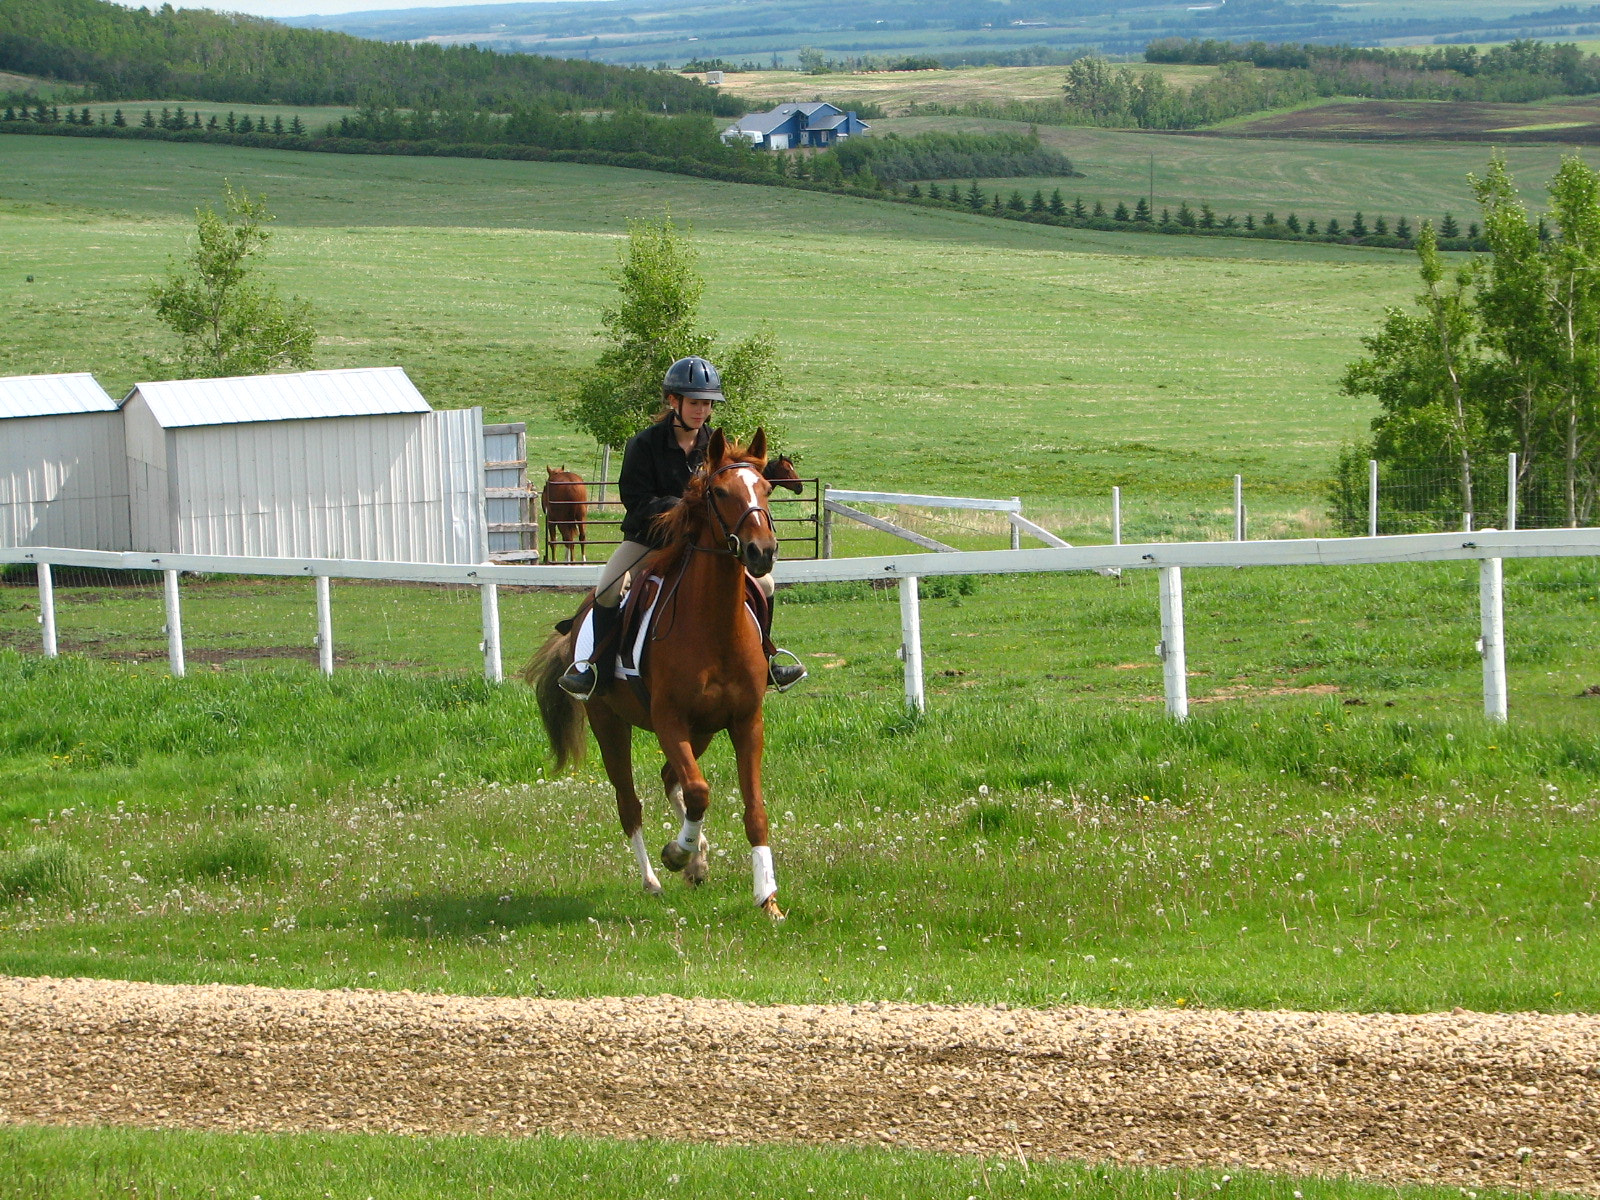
[644,877,663,895]
[759,896,785,921]
[684,858,709,887]
[661,841,690,872]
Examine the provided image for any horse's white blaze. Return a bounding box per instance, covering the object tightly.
[630,829,661,893]
[727,465,771,534]
[675,817,703,854]
[752,845,777,905]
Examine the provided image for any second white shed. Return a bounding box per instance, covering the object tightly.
[122,367,488,564]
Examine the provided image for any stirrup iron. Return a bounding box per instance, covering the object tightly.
[768,648,807,692]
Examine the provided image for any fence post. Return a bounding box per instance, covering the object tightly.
[596,445,611,506]
[314,574,334,676]
[899,575,924,712]
[821,495,834,559]
[1479,557,1508,722]
[1010,498,1021,550]
[163,568,185,678]
[1112,487,1122,546]
[38,561,57,658]
[1507,451,1519,532]
[1234,474,1244,540]
[1368,459,1379,537]
[1157,565,1188,721]
[481,582,503,684]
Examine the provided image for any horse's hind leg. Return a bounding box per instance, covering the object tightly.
[659,741,712,887]
[590,704,661,895]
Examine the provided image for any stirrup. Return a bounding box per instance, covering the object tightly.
[768,648,807,692]
[558,661,600,700]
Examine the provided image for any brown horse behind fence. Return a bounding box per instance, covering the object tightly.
[525,429,785,918]
[541,468,588,562]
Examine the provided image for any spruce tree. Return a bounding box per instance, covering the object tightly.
[2,107,14,123]
[989,192,1003,215]
[1394,215,1411,241]
[207,114,219,130]
[226,112,237,132]
[1222,213,1237,229]
[238,116,254,134]
[1200,202,1215,228]
[1351,211,1368,237]
[1285,213,1301,233]
[64,108,78,125]
[907,182,922,199]
[966,181,983,210]
[192,111,201,128]
[1468,221,1480,240]
[1114,201,1131,221]
[1092,200,1105,218]
[80,107,91,124]
[1159,207,1171,227]
[1133,196,1150,222]
[141,109,155,129]
[112,108,126,128]
[1325,217,1342,237]
[1262,211,1277,227]
[98,112,107,125]
[1373,215,1389,236]
[1177,200,1195,227]
[1008,190,1026,212]
[33,104,47,122]
[273,115,285,135]
[1067,194,1083,219]
[1439,212,1460,238]
[926,184,941,202]
[1305,218,1318,236]
[1244,213,1255,230]
[290,115,306,136]
[1029,189,1046,214]
[161,107,172,128]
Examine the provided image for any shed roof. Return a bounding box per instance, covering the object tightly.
[129,367,432,429]
[0,372,118,420]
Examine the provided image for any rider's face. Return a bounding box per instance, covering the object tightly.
[671,395,716,429]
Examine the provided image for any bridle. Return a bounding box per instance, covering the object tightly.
[701,461,773,558]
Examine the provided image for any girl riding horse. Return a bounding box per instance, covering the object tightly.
[558,356,806,699]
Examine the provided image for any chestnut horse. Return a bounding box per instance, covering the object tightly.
[764,454,803,494]
[541,467,588,562]
[525,429,785,919]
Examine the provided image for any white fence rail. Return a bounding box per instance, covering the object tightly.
[7,526,1600,720]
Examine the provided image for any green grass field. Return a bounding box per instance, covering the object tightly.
[0,134,1433,513]
[1,1123,1542,1200]
[2,115,1598,1199]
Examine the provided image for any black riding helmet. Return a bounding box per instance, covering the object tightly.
[663,356,724,401]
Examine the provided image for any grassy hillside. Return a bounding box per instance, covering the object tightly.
[879,115,1600,219]
[0,135,1430,508]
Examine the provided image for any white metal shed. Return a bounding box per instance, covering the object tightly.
[122,367,488,564]
[0,372,131,551]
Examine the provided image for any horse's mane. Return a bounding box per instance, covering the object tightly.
[648,441,767,575]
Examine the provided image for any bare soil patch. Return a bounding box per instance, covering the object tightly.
[1218,98,1600,142]
[2,976,1597,1192]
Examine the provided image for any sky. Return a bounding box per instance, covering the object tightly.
[111,0,579,19]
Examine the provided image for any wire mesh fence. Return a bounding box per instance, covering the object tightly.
[1329,454,1600,536]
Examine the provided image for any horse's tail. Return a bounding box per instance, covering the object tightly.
[523,629,587,770]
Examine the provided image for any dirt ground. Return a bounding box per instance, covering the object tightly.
[2,975,1598,1192]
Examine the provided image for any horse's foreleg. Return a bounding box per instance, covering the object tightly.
[730,713,782,919]
[590,704,660,895]
[655,721,713,882]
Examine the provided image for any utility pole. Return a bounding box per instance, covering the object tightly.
[1149,152,1155,219]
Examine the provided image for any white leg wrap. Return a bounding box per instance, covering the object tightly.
[572,608,596,665]
[630,829,661,893]
[752,845,777,905]
[676,818,703,854]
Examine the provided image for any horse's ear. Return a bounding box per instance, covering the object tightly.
[707,427,728,465]
[546,466,556,478]
[747,427,767,463]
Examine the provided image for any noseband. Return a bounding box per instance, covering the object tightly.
[702,462,772,558]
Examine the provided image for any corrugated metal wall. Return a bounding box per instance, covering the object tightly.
[158,408,488,564]
[0,412,131,550]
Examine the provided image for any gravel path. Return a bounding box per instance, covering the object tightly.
[3,975,1598,1193]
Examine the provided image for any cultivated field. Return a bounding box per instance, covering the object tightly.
[1222,96,1600,142]
[699,63,1221,115]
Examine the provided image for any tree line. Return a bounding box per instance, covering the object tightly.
[1339,156,1600,530]
[0,0,738,114]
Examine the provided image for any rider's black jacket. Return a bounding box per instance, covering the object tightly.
[618,416,708,546]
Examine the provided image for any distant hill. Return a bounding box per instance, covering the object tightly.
[0,0,737,112]
[286,0,1600,69]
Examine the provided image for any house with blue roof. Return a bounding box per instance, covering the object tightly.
[720,102,870,150]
